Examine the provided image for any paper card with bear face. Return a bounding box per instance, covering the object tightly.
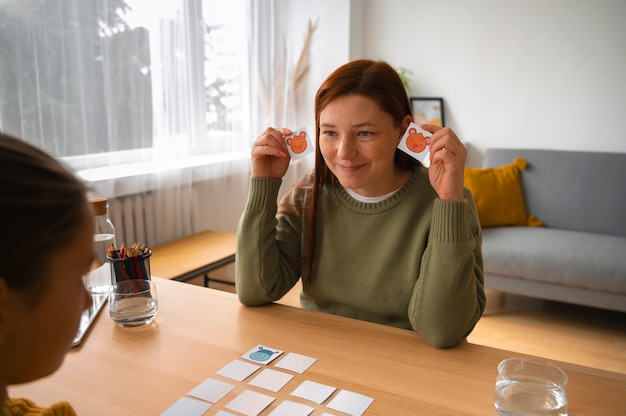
[284,127,314,160]
[397,122,431,167]
[242,344,284,365]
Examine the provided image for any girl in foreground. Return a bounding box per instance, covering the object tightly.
[0,132,93,415]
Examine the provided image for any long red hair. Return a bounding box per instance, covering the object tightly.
[303,59,417,285]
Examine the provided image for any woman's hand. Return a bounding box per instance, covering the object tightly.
[251,127,292,179]
[421,124,466,201]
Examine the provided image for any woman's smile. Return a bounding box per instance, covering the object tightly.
[338,163,365,171]
[319,94,409,197]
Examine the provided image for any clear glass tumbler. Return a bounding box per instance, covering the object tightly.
[495,357,568,416]
[109,279,158,327]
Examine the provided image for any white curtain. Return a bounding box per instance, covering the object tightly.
[247,0,296,129]
[0,0,319,245]
[247,0,318,198]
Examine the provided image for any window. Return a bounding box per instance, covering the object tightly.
[0,0,247,168]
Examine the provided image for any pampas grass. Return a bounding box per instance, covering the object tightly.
[292,18,319,103]
[258,18,318,126]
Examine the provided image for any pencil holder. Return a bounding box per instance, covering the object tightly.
[107,251,152,283]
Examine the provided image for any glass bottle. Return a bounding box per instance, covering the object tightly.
[84,197,117,293]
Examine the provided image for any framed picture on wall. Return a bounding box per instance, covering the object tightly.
[410,97,445,127]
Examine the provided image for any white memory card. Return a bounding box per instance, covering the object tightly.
[397,122,432,167]
[284,127,314,160]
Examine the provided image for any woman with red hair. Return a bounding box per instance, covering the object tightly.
[236,60,485,348]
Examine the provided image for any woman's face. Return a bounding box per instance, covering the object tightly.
[319,94,409,197]
[2,202,94,384]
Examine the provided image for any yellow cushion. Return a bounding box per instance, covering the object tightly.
[464,158,542,228]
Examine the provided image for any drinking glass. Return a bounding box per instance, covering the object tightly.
[109,279,158,327]
[495,357,568,416]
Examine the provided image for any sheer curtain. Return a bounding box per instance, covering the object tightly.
[0,0,155,158]
[0,0,323,245]
[247,0,318,198]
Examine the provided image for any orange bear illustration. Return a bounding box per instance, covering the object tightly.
[287,131,308,154]
[405,128,427,153]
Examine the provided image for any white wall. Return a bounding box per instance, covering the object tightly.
[356,0,626,166]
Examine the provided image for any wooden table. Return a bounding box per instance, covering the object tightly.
[11,279,626,415]
[149,230,236,285]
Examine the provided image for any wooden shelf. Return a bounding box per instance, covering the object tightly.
[149,230,236,283]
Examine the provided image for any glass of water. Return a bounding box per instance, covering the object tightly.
[495,357,568,416]
[109,279,158,327]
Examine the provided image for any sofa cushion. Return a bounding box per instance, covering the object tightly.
[484,148,626,238]
[482,227,626,295]
[464,158,542,228]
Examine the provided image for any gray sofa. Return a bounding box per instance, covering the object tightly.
[480,148,626,313]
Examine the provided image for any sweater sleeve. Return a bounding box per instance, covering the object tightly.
[5,397,77,416]
[408,188,486,348]
[235,176,303,306]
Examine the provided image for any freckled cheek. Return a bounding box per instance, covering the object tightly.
[319,140,336,162]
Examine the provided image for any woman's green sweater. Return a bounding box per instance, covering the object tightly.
[236,167,485,348]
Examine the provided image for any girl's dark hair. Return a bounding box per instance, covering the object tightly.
[0,132,89,301]
[304,59,417,285]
